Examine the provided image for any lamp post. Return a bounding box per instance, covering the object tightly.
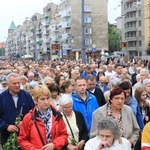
[32,16,37,61]
[81,0,86,64]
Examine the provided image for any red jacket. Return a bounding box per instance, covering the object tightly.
[18,105,68,150]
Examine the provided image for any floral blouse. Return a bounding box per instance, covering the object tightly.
[106,103,124,137]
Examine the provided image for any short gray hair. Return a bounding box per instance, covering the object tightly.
[143,78,150,87]
[6,73,20,83]
[140,68,149,76]
[59,94,73,106]
[97,118,120,139]
[109,78,120,89]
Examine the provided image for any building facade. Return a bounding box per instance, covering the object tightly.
[121,0,150,59]
[6,0,108,60]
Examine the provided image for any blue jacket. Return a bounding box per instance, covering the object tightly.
[72,91,99,133]
[128,96,144,132]
[0,89,34,145]
[81,72,97,79]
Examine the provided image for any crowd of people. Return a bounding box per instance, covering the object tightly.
[0,57,150,149]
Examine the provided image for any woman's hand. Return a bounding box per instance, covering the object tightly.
[96,140,111,150]
[67,144,78,150]
[42,143,54,150]
[77,140,85,149]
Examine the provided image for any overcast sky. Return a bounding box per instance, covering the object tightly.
[0,0,121,42]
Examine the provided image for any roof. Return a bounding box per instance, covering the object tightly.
[8,21,16,30]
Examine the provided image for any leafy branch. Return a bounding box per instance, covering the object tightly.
[3,113,23,150]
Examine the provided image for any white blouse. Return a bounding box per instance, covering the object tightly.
[84,136,131,150]
[63,111,79,144]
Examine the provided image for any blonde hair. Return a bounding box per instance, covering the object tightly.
[33,85,51,101]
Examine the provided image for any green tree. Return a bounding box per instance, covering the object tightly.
[108,22,122,54]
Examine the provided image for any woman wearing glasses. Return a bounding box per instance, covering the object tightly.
[90,87,140,149]
[18,85,68,150]
[60,94,89,150]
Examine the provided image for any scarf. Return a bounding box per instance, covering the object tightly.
[37,107,52,143]
[125,95,132,105]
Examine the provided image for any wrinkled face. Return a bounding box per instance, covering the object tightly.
[61,102,72,116]
[76,79,87,95]
[141,91,147,102]
[87,79,96,91]
[36,94,50,112]
[99,129,114,147]
[72,70,80,79]
[110,92,125,110]
[145,84,150,94]
[140,72,148,81]
[8,76,20,95]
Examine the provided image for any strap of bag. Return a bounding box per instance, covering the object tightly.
[33,118,45,146]
[63,113,75,139]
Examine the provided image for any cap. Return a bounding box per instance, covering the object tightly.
[0,75,7,84]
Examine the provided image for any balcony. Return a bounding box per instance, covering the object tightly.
[125,37,137,41]
[51,26,58,32]
[59,7,71,18]
[61,22,71,28]
[125,17,137,22]
[62,33,68,40]
[125,27,137,32]
[51,36,59,42]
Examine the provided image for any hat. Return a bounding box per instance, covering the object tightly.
[0,75,7,84]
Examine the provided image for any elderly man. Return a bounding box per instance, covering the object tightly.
[133,68,149,95]
[86,75,105,107]
[0,73,34,146]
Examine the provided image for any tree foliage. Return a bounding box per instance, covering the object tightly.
[108,22,122,53]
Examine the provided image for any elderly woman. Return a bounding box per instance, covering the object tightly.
[18,85,68,150]
[104,77,120,102]
[90,87,140,148]
[85,118,131,150]
[98,76,109,93]
[60,94,89,150]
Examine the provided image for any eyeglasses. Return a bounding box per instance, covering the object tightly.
[62,106,72,110]
[113,97,125,101]
[100,81,106,84]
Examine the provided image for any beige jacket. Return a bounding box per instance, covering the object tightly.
[90,104,140,146]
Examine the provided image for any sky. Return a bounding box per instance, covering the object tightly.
[0,0,121,42]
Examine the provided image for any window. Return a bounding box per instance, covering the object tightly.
[85,39,92,45]
[85,28,92,34]
[84,17,91,23]
[139,41,142,47]
[138,10,141,17]
[138,20,141,27]
[84,6,91,12]
[139,30,141,36]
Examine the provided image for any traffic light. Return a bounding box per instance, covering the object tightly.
[121,42,127,48]
[52,44,60,50]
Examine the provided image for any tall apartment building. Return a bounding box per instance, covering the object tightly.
[6,0,108,60]
[121,0,150,58]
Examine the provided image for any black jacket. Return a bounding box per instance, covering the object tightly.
[87,87,106,107]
